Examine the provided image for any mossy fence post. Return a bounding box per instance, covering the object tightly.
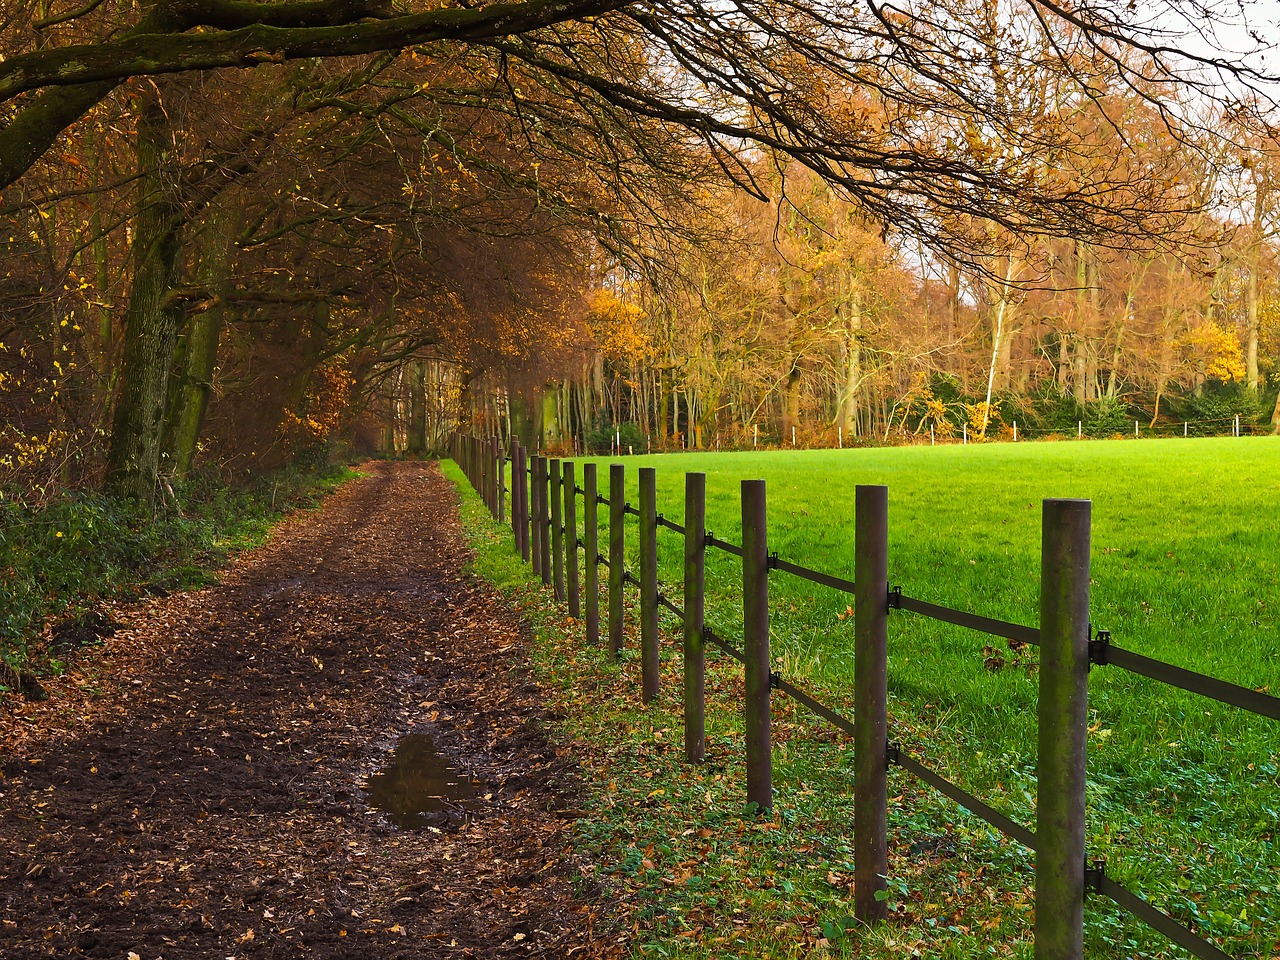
[583,463,600,646]
[1036,499,1091,960]
[493,439,503,522]
[639,466,659,703]
[854,484,888,923]
[608,463,625,657]
[530,455,543,579]
[504,442,514,555]
[538,457,552,585]
[564,461,580,618]
[684,472,707,763]
[550,457,565,601]
[515,444,529,563]
[742,479,772,812]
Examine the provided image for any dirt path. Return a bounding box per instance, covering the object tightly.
[0,461,620,960]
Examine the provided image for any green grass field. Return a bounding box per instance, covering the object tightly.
[454,438,1280,958]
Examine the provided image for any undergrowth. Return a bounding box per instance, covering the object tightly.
[0,461,359,688]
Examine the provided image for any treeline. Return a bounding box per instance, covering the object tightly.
[5,0,1280,508]
[398,150,1280,454]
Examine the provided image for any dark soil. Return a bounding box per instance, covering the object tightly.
[0,461,621,959]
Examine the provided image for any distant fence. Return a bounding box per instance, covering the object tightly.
[449,432,1279,960]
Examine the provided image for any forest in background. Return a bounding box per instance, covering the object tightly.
[3,0,1280,499]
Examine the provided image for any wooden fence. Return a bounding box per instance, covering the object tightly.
[449,432,1280,960]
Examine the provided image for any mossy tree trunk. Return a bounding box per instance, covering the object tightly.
[164,197,240,478]
[104,89,186,502]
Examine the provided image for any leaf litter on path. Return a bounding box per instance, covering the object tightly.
[0,461,621,959]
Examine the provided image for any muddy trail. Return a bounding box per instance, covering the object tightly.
[0,461,620,959]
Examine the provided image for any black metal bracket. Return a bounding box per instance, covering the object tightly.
[705,531,717,547]
[769,671,782,690]
[1089,627,1111,667]
[886,740,901,768]
[888,584,903,610]
[574,486,585,495]
[595,494,607,504]
[1084,859,1106,893]
[767,551,779,570]
[596,554,607,565]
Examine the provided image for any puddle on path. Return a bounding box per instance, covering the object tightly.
[365,733,480,828]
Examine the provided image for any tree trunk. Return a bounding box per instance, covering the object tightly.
[839,303,862,437]
[982,256,1019,438]
[162,306,221,478]
[104,90,185,502]
[1246,242,1260,393]
[163,198,239,478]
[780,365,803,442]
[407,361,427,455]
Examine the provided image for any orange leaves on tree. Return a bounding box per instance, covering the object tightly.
[1178,322,1245,384]
[586,289,653,366]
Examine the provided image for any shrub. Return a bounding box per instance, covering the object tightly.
[585,418,644,454]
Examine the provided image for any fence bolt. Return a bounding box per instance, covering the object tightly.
[609,464,625,658]
[742,479,772,812]
[684,472,707,763]
[1036,498,1091,960]
[640,467,659,703]
[854,484,889,923]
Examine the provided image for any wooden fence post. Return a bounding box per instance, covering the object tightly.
[551,458,565,601]
[684,472,707,762]
[640,466,659,703]
[531,456,546,581]
[854,484,889,923]
[565,461,580,618]
[538,456,552,585]
[608,463,625,658]
[516,444,529,562]
[496,440,505,524]
[483,439,492,516]
[509,440,520,548]
[490,439,499,519]
[1036,498,1091,960]
[522,445,533,564]
[742,479,772,811]
[584,463,600,645]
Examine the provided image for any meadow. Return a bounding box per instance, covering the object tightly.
[460,437,1280,957]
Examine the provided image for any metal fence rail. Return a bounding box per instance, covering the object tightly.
[894,591,1042,647]
[771,556,856,593]
[1096,638,1280,720]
